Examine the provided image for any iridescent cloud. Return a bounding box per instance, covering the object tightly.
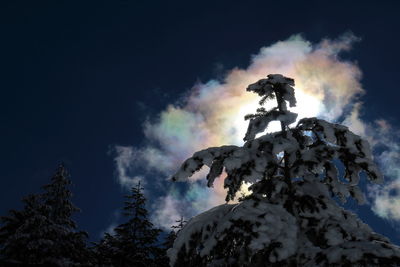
[114,33,400,229]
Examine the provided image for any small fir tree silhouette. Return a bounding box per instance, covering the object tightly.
[154,216,188,267]
[0,164,91,266]
[171,216,187,233]
[168,74,400,266]
[95,182,162,267]
[40,164,91,265]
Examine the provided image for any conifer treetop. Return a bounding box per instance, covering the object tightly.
[94,181,162,266]
[42,164,80,228]
[171,74,383,203]
[244,74,297,141]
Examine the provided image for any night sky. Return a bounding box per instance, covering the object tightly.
[1,0,400,244]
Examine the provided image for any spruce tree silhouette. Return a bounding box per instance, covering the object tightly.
[95,182,162,267]
[0,164,90,266]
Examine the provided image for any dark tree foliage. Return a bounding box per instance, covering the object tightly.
[157,216,188,266]
[154,231,176,267]
[163,231,177,252]
[0,164,91,266]
[169,74,400,266]
[0,194,49,264]
[95,182,163,267]
[171,216,187,233]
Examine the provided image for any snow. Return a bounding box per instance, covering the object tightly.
[243,110,297,142]
[282,83,297,107]
[168,194,298,266]
[167,203,235,265]
[169,178,400,266]
[172,116,382,203]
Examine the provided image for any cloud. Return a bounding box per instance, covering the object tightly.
[150,181,228,229]
[115,33,400,228]
[113,146,144,188]
[366,123,400,220]
[369,177,400,221]
[342,103,400,221]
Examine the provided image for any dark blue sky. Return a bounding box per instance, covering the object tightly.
[1,0,400,243]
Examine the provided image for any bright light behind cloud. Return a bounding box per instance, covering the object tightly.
[113,33,400,229]
[293,89,326,119]
[232,88,324,143]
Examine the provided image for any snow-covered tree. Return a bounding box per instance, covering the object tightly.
[95,182,162,266]
[0,164,91,266]
[168,74,400,266]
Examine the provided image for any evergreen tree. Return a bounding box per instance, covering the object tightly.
[156,216,187,267]
[93,232,117,266]
[0,164,91,266]
[168,74,400,266]
[0,194,50,264]
[95,182,162,267]
[40,164,91,265]
[164,216,187,251]
[163,231,177,252]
